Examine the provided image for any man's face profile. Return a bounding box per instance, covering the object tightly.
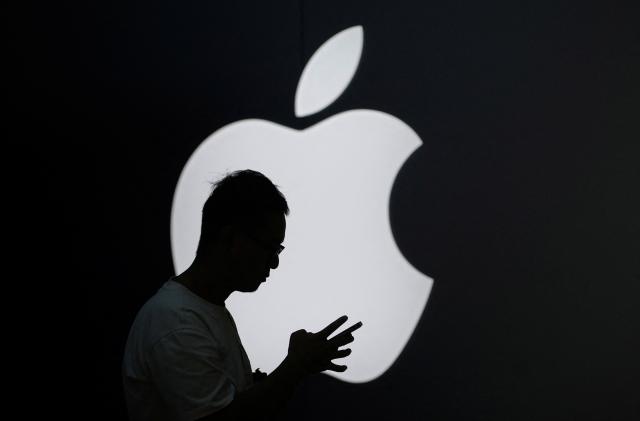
[230,211,286,292]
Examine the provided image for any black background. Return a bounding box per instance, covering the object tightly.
[10,0,639,419]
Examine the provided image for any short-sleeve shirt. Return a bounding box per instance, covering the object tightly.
[122,279,253,421]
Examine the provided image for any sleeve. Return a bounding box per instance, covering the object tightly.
[148,328,237,421]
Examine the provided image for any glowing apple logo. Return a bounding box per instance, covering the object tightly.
[171,26,433,383]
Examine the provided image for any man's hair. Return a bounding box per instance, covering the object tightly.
[196,169,289,256]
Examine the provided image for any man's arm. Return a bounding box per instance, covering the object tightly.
[198,316,362,421]
[200,355,304,420]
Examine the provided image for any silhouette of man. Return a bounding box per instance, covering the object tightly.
[122,169,362,421]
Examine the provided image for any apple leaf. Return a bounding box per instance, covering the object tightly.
[295,26,363,118]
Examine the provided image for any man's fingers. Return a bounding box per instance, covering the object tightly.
[316,315,349,339]
[325,362,348,372]
[327,321,362,347]
[329,333,354,348]
[340,321,363,336]
[331,348,352,359]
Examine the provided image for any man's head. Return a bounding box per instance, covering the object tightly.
[196,169,289,291]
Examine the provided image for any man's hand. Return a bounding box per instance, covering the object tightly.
[285,315,363,376]
[253,368,268,383]
[199,317,362,421]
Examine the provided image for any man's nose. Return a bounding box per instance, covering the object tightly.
[269,253,279,269]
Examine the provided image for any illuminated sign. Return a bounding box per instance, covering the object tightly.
[171,26,433,383]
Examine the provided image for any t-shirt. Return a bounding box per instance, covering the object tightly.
[122,279,253,421]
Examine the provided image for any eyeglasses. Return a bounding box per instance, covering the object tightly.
[241,230,285,258]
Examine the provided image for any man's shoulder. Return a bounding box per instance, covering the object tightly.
[132,281,226,344]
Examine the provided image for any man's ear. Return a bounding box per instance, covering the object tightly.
[219,225,234,242]
[220,225,242,256]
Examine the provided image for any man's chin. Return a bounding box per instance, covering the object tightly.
[240,278,265,292]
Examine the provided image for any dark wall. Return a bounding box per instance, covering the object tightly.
[11,1,639,419]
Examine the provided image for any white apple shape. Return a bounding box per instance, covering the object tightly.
[171,26,433,383]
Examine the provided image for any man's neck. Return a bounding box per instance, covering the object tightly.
[174,260,232,306]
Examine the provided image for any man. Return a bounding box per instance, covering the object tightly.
[122,169,362,421]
